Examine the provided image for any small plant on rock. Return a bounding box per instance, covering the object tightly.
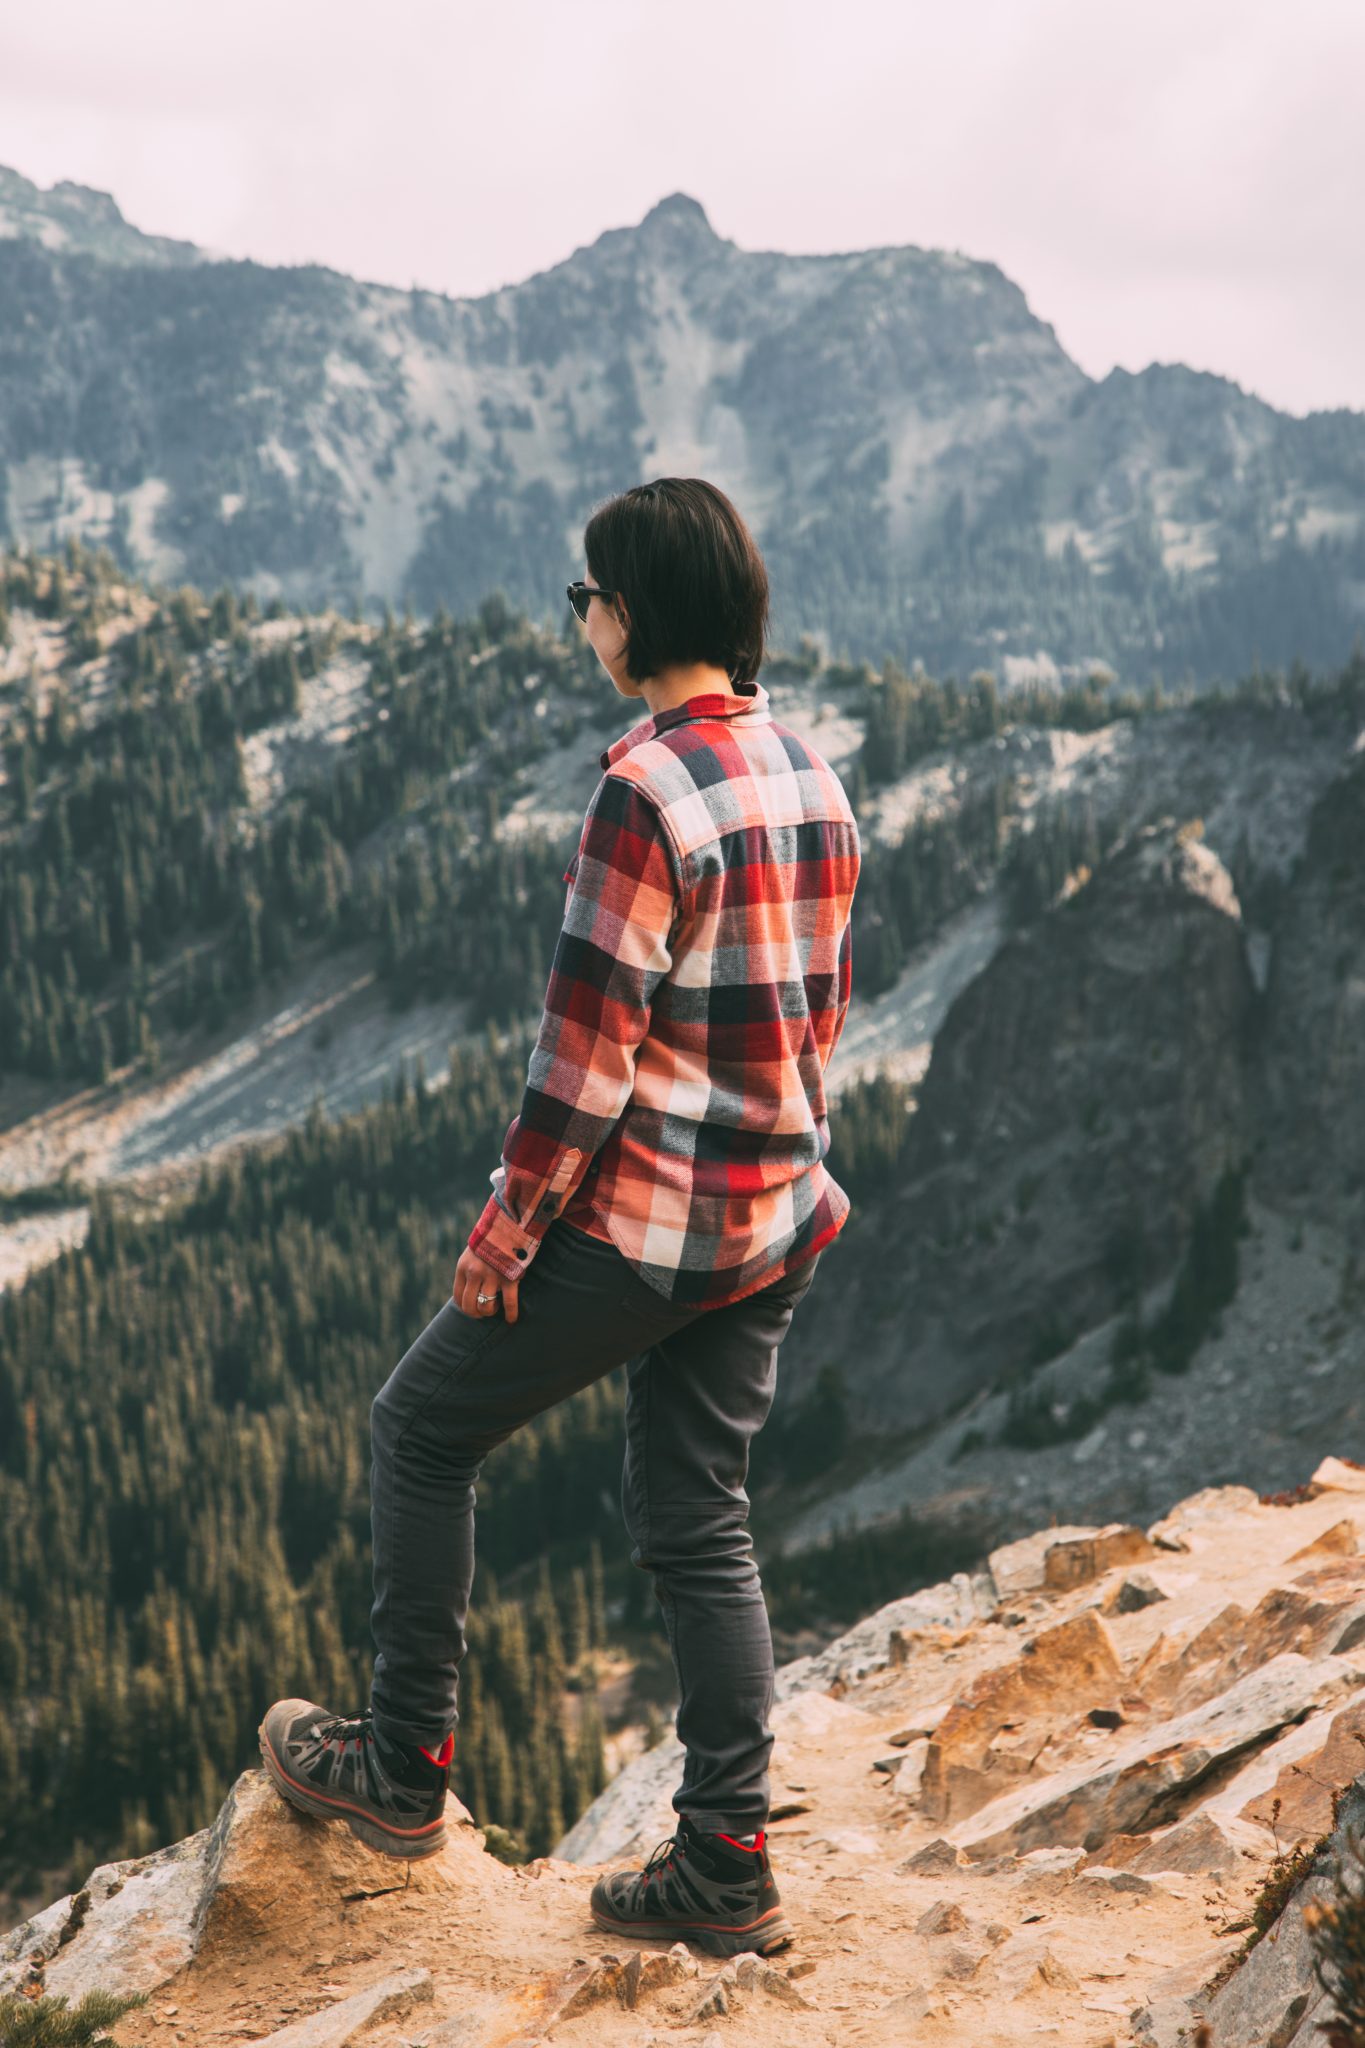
[0,1987,150,2048]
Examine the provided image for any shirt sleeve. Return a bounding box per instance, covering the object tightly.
[466,771,683,1283]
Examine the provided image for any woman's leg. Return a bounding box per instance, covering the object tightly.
[368,1220,702,1749]
[619,1251,823,1833]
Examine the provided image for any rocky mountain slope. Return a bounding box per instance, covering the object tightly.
[776,721,1364,1473]
[2,167,1362,678]
[7,1461,1365,2047]
[3,546,1362,1562]
[0,164,205,268]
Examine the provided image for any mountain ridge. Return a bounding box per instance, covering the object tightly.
[2,165,1361,679]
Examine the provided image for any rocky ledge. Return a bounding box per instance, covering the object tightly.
[6,1461,1365,2047]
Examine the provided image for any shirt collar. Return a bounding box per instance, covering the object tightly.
[599,681,771,770]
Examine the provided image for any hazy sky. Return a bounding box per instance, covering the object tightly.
[2,0,1361,418]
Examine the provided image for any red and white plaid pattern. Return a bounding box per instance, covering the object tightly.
[466,682,860,1309]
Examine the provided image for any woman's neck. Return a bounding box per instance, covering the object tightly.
[635,664,740,718]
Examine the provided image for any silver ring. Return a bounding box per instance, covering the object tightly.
[476,1292,496,1305]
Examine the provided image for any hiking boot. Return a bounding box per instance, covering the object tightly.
[258,1698,452,1860]
[589,1815,792,1957]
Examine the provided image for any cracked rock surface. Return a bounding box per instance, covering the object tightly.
[5,1462,1365,2045]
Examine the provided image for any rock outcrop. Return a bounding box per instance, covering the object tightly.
[1260,750,1365,1231]
[7,1462,1365,2046]
[796,817,1259,1429]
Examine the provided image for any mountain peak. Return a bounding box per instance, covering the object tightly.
[639,191,715,234]
[0,160,201,267]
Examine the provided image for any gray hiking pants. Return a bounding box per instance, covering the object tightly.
[367,1215,822,1834]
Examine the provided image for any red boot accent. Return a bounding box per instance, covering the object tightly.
[419,1731,454,1768]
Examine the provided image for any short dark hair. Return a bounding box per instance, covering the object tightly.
[582,477,769,688]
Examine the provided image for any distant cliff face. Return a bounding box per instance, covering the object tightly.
[2,171,1363,680]
[797,819,1258,1427]
[1259,752,1365,1225]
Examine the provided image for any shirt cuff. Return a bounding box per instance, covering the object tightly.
[467,1192,543,1283]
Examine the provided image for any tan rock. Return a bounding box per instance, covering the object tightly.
[1043,1524,1155,1591]
[916,1899,969,1935]
[1103,1571,1171,1616]
[553,1947,690,2017]
[921,1611,1123,1823]
[191,1770,480,1963]
[953,1652,1355,1860]
[1236,1694,1365,1842]
[1289,1518,1359,1562]
[1147,1487,1260,1550]
[990,1932,1080,1994]
[1312,1456,1365,1495]
[1069,1866,1157,1898]
[8,1835,210,2005]
[898,1837,968,1875]
[686,1964,736,2023]
[1083,1829,1153,1869]
[988,1525,1098,1602]
[1125,1811,1268,1879]
[247,1970,433,2047]
[1137,1578,1365,1708]
[732,1954,812,2007]
[861,1988,936,2039]
[1198,1875,1332,2046]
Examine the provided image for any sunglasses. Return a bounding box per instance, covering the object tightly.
[566,580,619,624]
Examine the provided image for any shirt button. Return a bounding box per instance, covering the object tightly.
[515,1248,528,1260]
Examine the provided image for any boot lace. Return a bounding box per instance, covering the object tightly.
[315,1708,374,1746]
[640,1831,680,1889]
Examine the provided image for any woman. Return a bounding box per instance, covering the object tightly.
[259,478,861,1958]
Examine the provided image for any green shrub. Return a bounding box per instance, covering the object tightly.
[0,1987,149,2047]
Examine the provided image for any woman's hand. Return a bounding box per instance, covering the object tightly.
[452,1246,520,1325]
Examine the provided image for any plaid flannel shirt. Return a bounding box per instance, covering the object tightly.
[466,680,861,1309]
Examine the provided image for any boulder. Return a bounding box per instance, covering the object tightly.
[1069,1866,1157,1899]
[954,1653,1356,1860]
[807,820,1260,1431]
[1147,1488,1261,1551]
[732,1954,813,2008]
[1104,1571,1171,1615]
[921,1611,1123,1824]
[2,1824,217,2003]
[1125,1811,1270,1879]
[1259,752,1365,1222]
[1137,1580,1365,1710]
[1197,1857,1342,2048]
[1289,1519,1359,1563]
[1236,1695,1365,1843]
[988,1527,1098,1603]
[916,1899,969,1935]
[249,1970,433,2048]
[1313,1457,1365,1496]
[988,1932,1080,1994]
[1,1768,482,2007]
[898,1837,967,1875]
[771,1571,997,1700]
[1043,1524,1155,1591]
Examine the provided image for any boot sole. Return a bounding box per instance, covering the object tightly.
[590,1902,793,1958]
[257,1724,448,1861]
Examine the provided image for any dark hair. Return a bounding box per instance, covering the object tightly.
[582,477,769,688]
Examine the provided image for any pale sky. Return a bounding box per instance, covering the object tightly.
[2,0,1361,419]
